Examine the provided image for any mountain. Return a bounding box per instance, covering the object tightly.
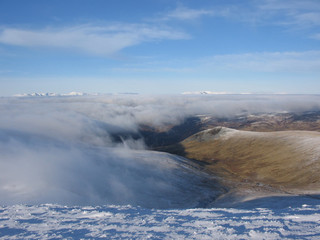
[141,111,320,151]
[14,92,60,97]
[13,92,138,97]
[197,111,320,132]
[162,127,320,198]
[13,92,90,97]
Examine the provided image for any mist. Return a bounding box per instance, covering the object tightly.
[1,94,320,208]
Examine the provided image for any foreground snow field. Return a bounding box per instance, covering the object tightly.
[1,200,320,239]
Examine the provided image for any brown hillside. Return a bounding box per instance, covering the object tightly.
[177,127,320,194]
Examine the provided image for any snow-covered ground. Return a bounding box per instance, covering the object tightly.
[1,200,320,239]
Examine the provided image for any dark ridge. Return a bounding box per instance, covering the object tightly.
[108,111,320,149]
[139,117,203,148]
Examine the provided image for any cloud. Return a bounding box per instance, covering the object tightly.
[291,12,320,27]
[201,51,320,73]
[251,0,320,27]
[108,50,320,75]
[1,94,320,207]
[193,0,320,32]
[0,131,219,208]
[0,5,219,57]
[161,6,215,21]
[0,24,189,56]
[111,66,194,73]
[258,0,320,13]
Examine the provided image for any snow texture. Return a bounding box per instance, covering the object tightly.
[0,202,319,239]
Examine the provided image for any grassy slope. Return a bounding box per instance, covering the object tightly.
[179,127,320,194]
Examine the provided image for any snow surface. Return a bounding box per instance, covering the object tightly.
[0,201,319,239]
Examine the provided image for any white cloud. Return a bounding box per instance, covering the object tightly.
[0,24,189,56]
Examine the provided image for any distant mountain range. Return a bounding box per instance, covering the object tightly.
[13,92,91,97]
[13,92,141,97]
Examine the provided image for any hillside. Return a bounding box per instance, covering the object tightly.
[163,127,320,196]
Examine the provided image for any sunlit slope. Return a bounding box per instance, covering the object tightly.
[180,127,320,193]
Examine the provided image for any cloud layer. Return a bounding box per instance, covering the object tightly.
[1,94,320,207]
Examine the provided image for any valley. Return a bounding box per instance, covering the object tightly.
[140,110,320,205]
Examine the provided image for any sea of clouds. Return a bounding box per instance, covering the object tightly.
[1,94,320,208]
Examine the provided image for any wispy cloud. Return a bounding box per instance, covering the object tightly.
[258,0,320,12]
[106,51,320,75]
[0,24,189,56]
[246,0,320,29]
[160,6,215,21]
[201,51,320,73]
[111,66,194,73]
[196,0,320,34]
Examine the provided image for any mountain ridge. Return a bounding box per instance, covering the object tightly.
[162,126,320,197]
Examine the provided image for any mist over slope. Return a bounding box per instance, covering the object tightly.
[0,131,220,208]
[1,94,320,207]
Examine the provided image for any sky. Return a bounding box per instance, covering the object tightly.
[0,0,320,95]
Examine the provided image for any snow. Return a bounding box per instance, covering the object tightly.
[0,202,319,239]
[13,92,96,97]
[12,92,138,97]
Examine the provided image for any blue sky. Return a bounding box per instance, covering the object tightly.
[0,0,320,95]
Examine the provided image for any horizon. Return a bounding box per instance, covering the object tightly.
[0,0,320,95]
[5,91,320,98]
